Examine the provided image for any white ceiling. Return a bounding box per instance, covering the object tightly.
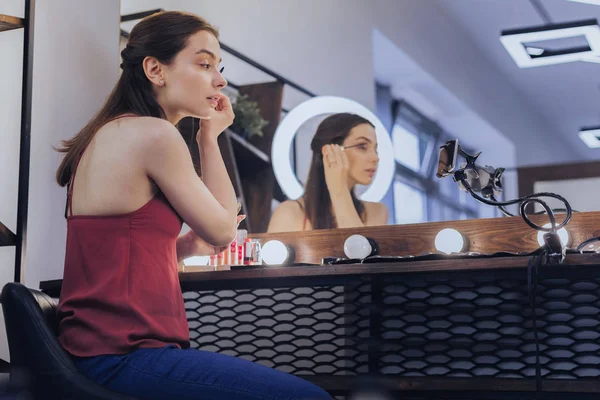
[439,0,600,161]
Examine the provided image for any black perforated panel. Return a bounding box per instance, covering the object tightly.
[182,264,600,396]
[376,273,600,379]
[184,285,370,375]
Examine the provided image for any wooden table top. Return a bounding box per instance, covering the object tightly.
[40,253,600,294]
[179,252,599,280]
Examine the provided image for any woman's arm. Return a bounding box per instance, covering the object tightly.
[196,134,237,219]
[329,191,364,228]
[323,144,364,228]
[176,231,224,263]
[143,119,237,247]
[144,95,238,247]
[177,215,246,262]
[196,95,238,224]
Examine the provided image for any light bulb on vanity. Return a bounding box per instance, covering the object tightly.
[343,234,379,259]
[434,228,469,254]
[537,223,570,248]
[262,240,294,266]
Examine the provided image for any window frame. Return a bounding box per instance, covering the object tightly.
[390,99,483,223]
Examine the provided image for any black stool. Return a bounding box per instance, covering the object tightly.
[1,282,136,399]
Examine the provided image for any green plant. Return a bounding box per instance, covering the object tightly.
[230,94,269,139]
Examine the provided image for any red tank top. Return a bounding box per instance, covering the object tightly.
[57,134,190,357]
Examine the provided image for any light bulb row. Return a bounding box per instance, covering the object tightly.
[192,225,571,267]
[435,224,570,255]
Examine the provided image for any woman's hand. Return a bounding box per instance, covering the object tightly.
[322,144,350,196]
[178,214,245,258]
[198,94,235,144]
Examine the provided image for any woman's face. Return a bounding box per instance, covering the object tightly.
[342,123,380,186]
[159,30,227,121]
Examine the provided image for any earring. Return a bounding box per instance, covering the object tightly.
[159,79,164,86]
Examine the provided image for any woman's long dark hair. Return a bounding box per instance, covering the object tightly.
[55,11,218,186]
[303,113,374,230]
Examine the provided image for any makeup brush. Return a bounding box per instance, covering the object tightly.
[340,144,363,151]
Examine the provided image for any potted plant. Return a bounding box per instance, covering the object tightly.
[230,94,269,140]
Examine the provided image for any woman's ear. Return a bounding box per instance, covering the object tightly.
[142,56,164,86]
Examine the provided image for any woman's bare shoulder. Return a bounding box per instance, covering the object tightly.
[267,200,305,232]
[100,116,184,154]
[275,200,305,217]
[363,201,386,210]
[115,116,177,139]
[363,201,389,225]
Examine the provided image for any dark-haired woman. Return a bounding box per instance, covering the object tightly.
[55,10,331,400]
[268,113,388,232]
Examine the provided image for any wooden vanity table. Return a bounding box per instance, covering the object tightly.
[40,212,600,399]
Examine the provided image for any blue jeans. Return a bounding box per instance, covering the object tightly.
[72,345,331,400]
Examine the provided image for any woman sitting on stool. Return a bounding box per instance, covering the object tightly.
[54,10,331,400]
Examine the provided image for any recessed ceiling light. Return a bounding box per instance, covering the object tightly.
[568,0,600,5]
[500,19,600,67]
[582,55,600,63]
[579,126,600,148]
[526,47,545,56]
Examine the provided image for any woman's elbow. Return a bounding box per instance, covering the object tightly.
[211,222,237,247]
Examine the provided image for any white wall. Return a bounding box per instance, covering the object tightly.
[0,0,120,361]
[0,1,25,362]
[24,0,121,287]
[534,178,600,213]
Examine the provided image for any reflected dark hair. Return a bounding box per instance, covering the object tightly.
[303,113,374,230]
[55,11,219,186]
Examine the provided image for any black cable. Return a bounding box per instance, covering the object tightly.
[532,208,577,215]
[489,196,574,221]
[490,194,514,217]
[453,167,571,393]
[577,237,600,252]
[519,198,556,233]
[527,254,544,393]
[459,178,571,233]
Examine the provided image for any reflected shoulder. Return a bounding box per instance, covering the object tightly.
[267,200,305,233]
[275,200,304,216]
[364,201,388,224]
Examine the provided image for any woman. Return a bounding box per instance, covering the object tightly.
[268,113,388,232]
[54,11,331,400]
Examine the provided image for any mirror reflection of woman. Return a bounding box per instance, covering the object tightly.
[268,113,388,232]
